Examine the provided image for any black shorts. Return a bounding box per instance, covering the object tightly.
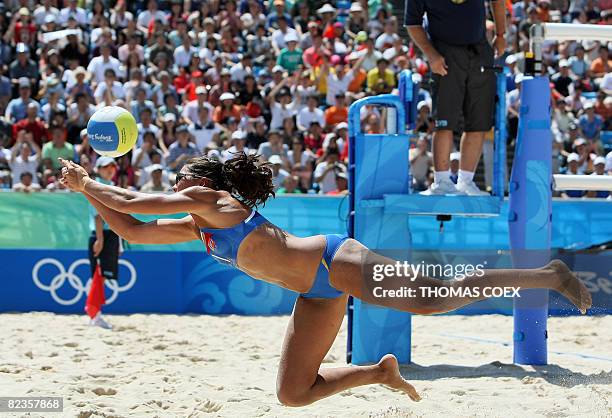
[430,39,496,133]
[88,230,120,280]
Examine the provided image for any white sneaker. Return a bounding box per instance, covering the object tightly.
[456,180,489,196]
[89,313,112,330]
[420,178,465,195]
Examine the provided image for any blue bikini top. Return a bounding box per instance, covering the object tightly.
[199,211,269,267]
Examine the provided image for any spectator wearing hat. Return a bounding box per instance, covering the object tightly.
[167,124,199,172]
[65,67,94,102]
[183,86,213,124]
[213,92,242,124]
[12,102,48,148]
[9,43,38,93]
[578,102,603,143]
[299,21,320,51]
[6,8,37,49]
[42,124,75,171]
[140,164,171,193]
[324,93,349,129]
[406,0,506,196]
[586,156,610,199]
[271,15,299,55]
[572,138,591,174]
[367,57,395,94]
[277,33,303,73]
[326,171,349,195]
[189,106,221,152]
[346,2,367,37]
[266,154,288,189]
[415,101,433,134]
[561,153,585,198]
[375,18,400,51]
[552,59,574,97]
[10,130,42,186]
[304,120,326,153]
[317,3,337,29]
[5,77,37,123]
[319,52,366,106]
[297,94,325,131]
[222,130,251,161]
[266,76,299,131]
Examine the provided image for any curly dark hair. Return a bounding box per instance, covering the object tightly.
[185,153,275,208]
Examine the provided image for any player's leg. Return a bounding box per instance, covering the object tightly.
[276,295,419,407]
[330,239,592,315]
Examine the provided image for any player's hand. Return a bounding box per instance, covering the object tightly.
[59,158,90,192]
[492,35,506,58]
[428,52,448,76]
[93,239,104,257]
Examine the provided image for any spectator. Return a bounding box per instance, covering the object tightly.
[449,152,460,184]
[314,148,346,194]
[5,77,36,123]
[213,92,241,124]
[222,131,250,161]
[578,102,604,143]
[167,125,199,172]
[277,33,303,73]
[269,154,289,192]
[12,171,40,192]
[297,94,325,132]
[409,136,433,192]
[140,164,171,193]
[9,131,41,186]
[552,60,573,97]
[326,172,349,195]
[9,43,38,94]
[12,102,47,147]
[87,44,123,86]
[257,130,289,162]
[586,156,610,198]
[561,153,585,198]
[324,93,349,129]
[277,175,302,194]
[42,124,75,171]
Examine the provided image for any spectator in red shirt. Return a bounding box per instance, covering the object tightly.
[303,120,325,153]
[12,102,48,148]
[303,35,329,69]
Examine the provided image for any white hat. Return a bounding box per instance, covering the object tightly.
[80,128,88,138]
[268,155,283,165]
[335,122,348,131]
[567,153,580,163]
[284,32,298,43]
[195,85,207,95]
[450,152,461,161]
[584,101,595,110]
[559,59,569,68]
[163,113,176,122]
[219,92,235,101]
[272,65,285,73]
[606,151,612,171]
[417,101,429,111]
[317,3,336,14]
[148,163,164,172]
[593,156,606,166]
[574,138,587,147]
[231,130,245,140]
[350,3,363,12]
[505,54,517,65]
[18,77,30,88]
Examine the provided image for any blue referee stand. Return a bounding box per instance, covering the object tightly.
[347,66,550,366]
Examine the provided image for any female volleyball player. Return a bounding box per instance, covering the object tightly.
[59,155,591,406]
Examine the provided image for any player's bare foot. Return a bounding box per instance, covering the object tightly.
[378,354,421,401]
[545,260,592,314]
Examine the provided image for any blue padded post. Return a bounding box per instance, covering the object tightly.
[347,95,412,365]
[493,70,508,199]
[508,76,551,365]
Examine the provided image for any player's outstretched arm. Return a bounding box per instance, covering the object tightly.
[59,158,217,216]
[82,193,199,244]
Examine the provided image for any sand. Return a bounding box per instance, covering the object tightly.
[0,313,610,418]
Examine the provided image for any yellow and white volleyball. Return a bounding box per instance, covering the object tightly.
[87,106,138,157]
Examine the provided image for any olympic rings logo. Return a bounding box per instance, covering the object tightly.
[32,258,137,306]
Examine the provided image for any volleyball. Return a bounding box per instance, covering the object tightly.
[87,106,138,157]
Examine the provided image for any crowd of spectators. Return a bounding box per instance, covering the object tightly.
[0,0,609,198]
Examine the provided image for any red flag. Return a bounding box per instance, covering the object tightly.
[85,264,106,319]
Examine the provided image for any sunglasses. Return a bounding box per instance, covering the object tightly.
[175,173,206,184]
